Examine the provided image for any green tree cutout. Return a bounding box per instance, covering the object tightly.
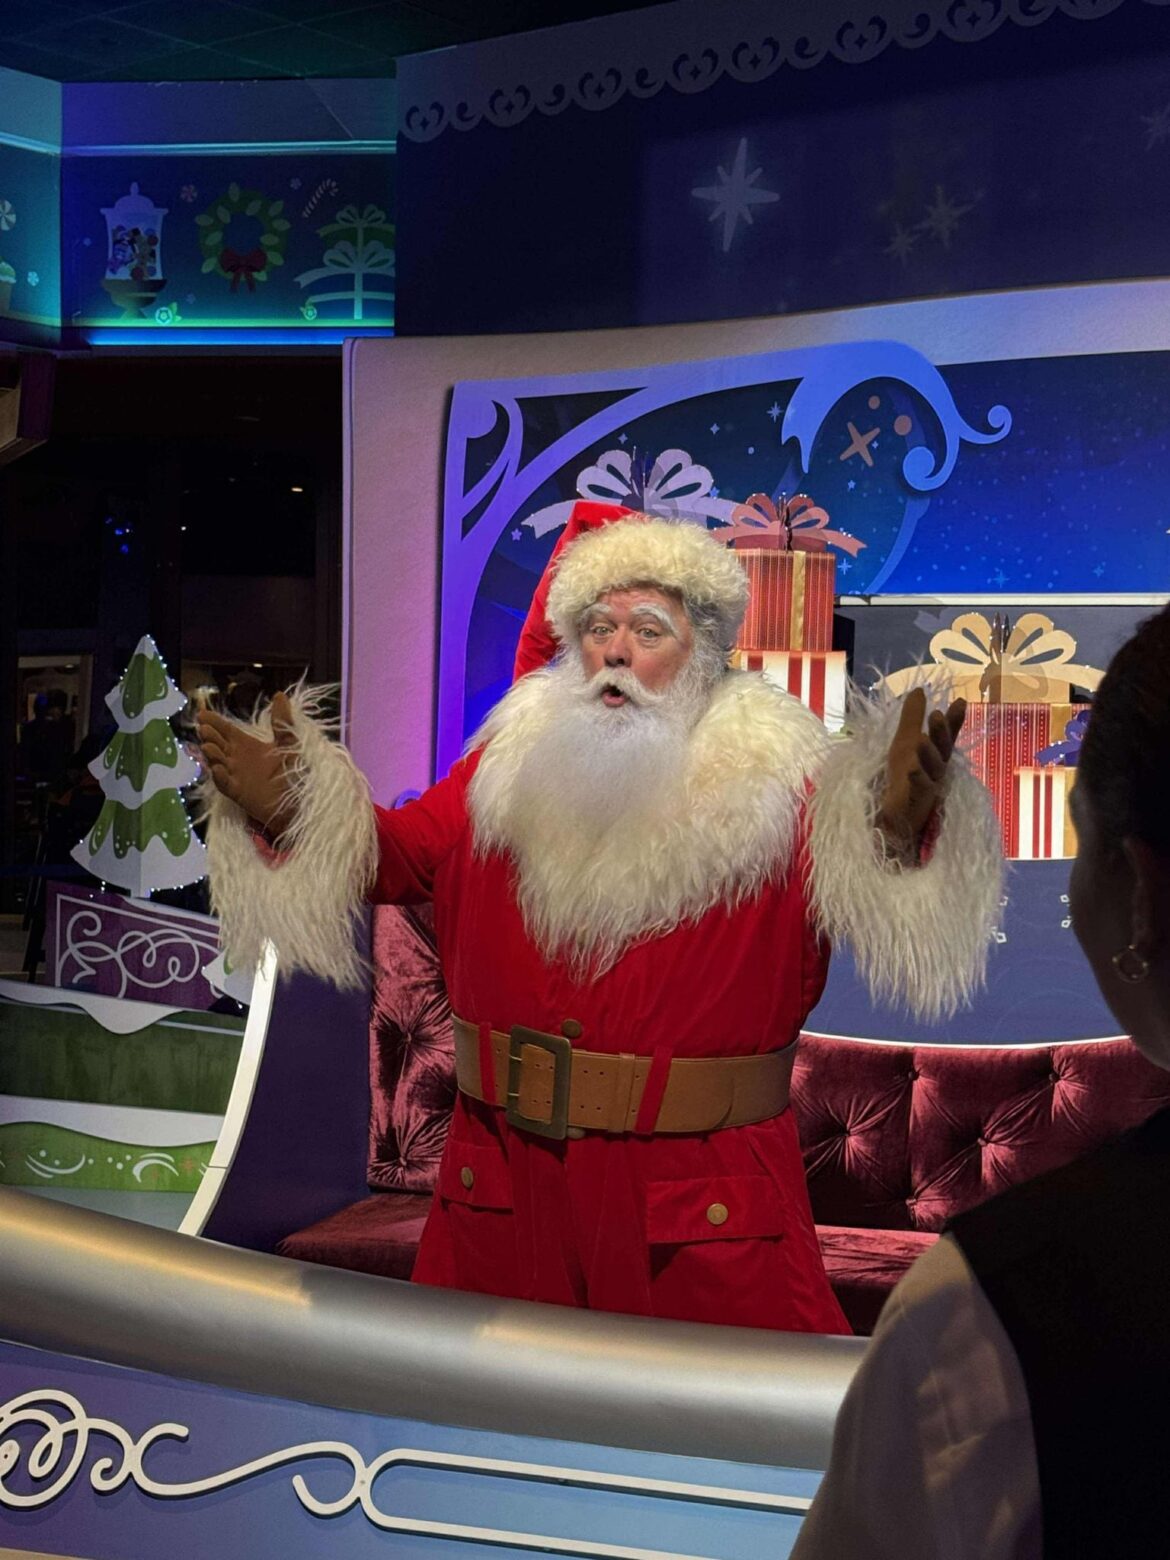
[71,636,207,896]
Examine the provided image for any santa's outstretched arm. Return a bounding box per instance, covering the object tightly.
[807,687,1004,1022]
[198,685,378,991]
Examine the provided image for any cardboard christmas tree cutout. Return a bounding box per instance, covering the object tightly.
[72,635,207,895]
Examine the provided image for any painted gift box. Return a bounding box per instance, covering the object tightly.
[735,549,837,652]
[962,703,1090,857]
[724,494,865,653]
[1012,765,1079,860]
[882,612,1103,707]
[731,648,847,731]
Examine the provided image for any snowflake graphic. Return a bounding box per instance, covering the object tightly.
[767,402,782,422]
[0,200,14,231]
[919,185,975,249]
[884,223,917,265]
[692,138,779,253]
[185,292,196,305]
[1142,103,1170,149]
[180,184,198,203]
[26,271,38,287]
[290,177,302,189]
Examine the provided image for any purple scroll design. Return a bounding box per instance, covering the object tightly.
[438,338,1012,775]
[52,890,220,1005]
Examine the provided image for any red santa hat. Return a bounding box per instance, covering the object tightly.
[512,500,635,679]
[514,504,750,679]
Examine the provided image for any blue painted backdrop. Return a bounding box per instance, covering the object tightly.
[398,1,1170,335]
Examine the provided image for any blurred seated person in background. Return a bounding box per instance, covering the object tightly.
[792,603,1170,1560]
[19,688,74,786]
[196,512,1000,1334]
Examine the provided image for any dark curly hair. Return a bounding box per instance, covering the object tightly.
[1076,603,1170,854]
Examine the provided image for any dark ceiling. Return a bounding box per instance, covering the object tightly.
[0,0,664,83]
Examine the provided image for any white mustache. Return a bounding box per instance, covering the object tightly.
[579,666,665,709]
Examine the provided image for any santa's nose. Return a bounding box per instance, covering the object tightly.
[603,627,632,665]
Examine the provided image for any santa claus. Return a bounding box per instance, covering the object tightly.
[198,510,1001,1333]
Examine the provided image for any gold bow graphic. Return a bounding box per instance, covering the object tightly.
[882,612,1103,703]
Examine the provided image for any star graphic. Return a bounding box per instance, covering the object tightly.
[617,432,628,444]
[511,528,522,541]
[1093,563,1105,577]
[838,558,852,574]
[884,223,917,265]
[847,478,856,491]
[919,185,975,249]
[710,422,720,435]
[991,569,1007,587]
[839,421,880,467]
[767,402,782,422]
[1142,103,1170,149]
[710,485,720,498]
[692,138,780,253]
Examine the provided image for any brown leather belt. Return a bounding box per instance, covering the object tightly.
[452,1015,796,1141]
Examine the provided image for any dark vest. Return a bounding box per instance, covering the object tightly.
[950,1105,1170,1560]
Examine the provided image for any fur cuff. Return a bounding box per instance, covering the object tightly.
[202,685,377,992]
[808,688,1004,1021]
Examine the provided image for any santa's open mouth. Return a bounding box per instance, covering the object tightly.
[601,684,629,707]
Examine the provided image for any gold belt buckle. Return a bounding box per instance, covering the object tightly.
[505,1025,573,1141]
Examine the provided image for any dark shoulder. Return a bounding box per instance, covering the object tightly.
[951,1105,1170,1277]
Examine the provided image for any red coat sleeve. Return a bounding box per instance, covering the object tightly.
[371,754,475,904]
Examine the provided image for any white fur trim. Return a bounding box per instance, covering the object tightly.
[469,670,828,970]
[808,687,1004,1021]
[546,515,749,648]
[202,685,377,992]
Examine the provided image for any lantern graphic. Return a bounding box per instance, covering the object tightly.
[101,183,168,319]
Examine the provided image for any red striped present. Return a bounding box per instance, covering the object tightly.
[731,649,847,731]
[1012,766,1077,859]
[963,704,1087,856]
[736,549,836,653]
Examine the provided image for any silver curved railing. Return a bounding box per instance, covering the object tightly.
[0,1184,864,1469]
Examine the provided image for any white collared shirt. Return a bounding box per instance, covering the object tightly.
[791,1234,1042,1559]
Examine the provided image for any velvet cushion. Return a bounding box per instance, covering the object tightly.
[277,1191,432,1280]
[792,1033,1170,1233]
[816,1225,938,1335]
[367,904,455,1193]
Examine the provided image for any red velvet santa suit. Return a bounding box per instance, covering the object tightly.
[372,700,850,1335]
[205,512,1002,1338]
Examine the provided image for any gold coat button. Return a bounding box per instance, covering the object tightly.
[706,1202,729,1226]
[562,1019,584,1039]
[460,1166,475,1190]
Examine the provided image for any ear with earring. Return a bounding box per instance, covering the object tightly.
[1112,945,1151,983]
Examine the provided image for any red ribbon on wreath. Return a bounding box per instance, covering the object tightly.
[723,493,867,555]
[221,246,267,293]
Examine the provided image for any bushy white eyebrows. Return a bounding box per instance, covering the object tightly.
[579,600,680,637]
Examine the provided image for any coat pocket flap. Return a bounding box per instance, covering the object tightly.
[438,1142,513,1210]
[645,1174,785,1244]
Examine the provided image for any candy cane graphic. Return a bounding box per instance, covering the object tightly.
[301,179,338,220]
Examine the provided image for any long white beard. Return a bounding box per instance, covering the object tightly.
[505,659,707,855]
[468,651,788,976]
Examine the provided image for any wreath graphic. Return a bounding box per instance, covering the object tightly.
[195,183,290,293]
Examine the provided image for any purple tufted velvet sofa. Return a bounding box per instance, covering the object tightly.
[278,906,1170,1333]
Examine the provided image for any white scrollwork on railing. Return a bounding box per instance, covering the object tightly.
[0,1389,810,1557]
[60,908,216,1000]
